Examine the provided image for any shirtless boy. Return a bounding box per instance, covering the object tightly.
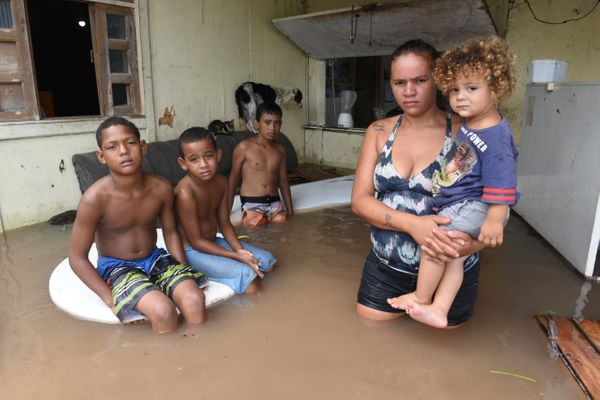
[228,102,293,227]
[69,117,207,333]
[175,127,277,294]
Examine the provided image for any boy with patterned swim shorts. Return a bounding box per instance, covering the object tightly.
[69,117,207,333]
[228,102,293,227]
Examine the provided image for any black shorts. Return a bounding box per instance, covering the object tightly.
[357,250,480,326]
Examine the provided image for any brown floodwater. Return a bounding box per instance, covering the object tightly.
[0,206,598,399]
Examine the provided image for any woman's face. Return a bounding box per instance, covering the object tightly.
[390,53,437,116]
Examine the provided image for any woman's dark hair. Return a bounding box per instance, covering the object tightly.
[95,116,140,148]
[178,127,217,157]
[391,39,439,70]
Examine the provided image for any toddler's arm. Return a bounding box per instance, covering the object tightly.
[478,204,509,247]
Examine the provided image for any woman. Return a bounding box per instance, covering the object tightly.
[351,40,485,326]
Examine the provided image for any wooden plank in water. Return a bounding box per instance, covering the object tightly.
[536,316,600,399]
[579,320,600,353]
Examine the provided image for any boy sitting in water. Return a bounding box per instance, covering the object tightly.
[69,117,207,333]
[175,127,276,294]
[388,36,519,327]
[228,102,293,227]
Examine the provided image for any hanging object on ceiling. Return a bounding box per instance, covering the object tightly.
[350,5,359,44]
[368,6,374,48]
[350,4,377,48]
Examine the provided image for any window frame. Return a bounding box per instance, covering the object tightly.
[0,0,142,123]
[0,0,39,121]
[90,2,141,116]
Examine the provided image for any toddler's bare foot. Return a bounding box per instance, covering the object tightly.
[404,301,448,328]
[387,292,425,310]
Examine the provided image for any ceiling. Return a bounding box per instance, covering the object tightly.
[273,0,497,59]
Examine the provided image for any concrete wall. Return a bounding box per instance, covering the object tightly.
[304,128,364,169]
[146,0,307,146]
[503,0,600,142]
[0,0,308,232]
[0,117,149,233]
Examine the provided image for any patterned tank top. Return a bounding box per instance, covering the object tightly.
[371,114,479,274]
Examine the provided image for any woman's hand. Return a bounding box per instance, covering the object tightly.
[407,214,451,248]
[421,229,484,263]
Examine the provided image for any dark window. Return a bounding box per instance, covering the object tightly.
[27,0,100,117]
[0,0,141,122]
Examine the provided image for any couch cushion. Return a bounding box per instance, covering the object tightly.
[145,140,186,186]
[215,134,237,176]
[72,152,109,193]
[72,131,298,193]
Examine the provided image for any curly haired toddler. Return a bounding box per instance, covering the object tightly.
[388,36,520,328]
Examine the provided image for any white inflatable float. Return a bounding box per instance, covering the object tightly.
[49,176,354,324]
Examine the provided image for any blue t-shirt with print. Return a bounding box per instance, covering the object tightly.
[432,117,519,210]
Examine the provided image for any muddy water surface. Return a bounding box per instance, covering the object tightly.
[1,206,598,399]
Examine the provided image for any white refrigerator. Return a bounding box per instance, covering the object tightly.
[514,82,600,278]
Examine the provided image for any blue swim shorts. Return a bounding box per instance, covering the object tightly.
[185,237,276,294]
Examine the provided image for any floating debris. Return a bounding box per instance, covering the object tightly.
[49,210,76,225]
[547,317,560,359]
[489,370,536,383]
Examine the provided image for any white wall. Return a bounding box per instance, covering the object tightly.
[146,0,307,148]
[0,118,148,232]
[503,0,600,143]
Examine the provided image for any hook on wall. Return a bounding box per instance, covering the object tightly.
[59,159,65,173]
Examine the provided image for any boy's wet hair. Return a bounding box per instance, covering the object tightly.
[392,39,439,70]
[178,127,217,157]
[434,36,516,100]
[96,116,141,148]
[256,102,282,121]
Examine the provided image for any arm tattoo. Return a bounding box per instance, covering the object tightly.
[384,213,392,226]
[374,124,385,132]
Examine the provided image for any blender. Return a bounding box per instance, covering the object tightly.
[337,90,357,128]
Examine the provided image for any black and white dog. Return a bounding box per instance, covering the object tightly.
[235,82,303,132]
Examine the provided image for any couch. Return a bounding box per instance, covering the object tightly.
[72,131,298,193]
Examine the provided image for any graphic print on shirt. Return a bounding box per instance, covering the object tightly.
[432,137,480,195]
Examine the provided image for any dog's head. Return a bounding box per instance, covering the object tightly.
[293,89,303,108]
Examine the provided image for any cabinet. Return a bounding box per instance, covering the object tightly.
[514,83,600,277]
